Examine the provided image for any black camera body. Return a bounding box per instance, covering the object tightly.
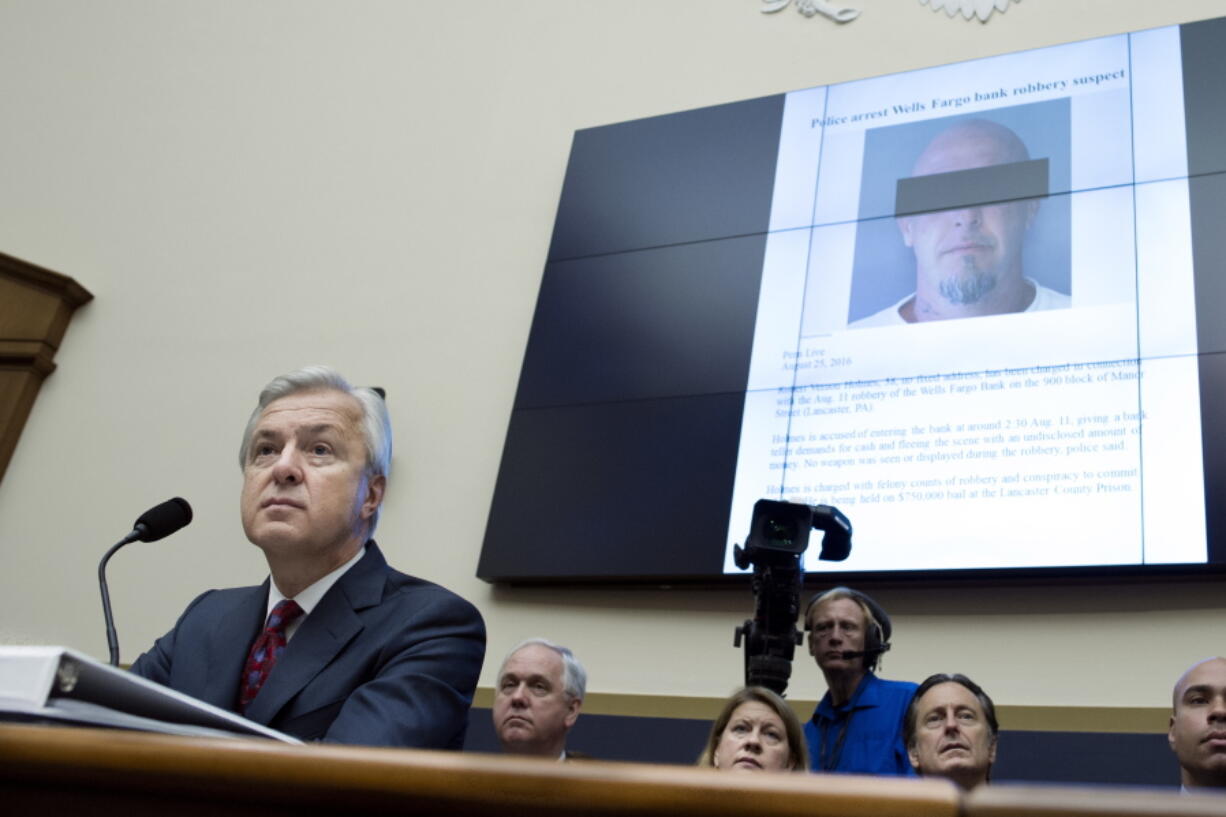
[732,499,852,696]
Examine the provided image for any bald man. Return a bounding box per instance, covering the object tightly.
[1169,657,1226,791]
[853,118,1068,327]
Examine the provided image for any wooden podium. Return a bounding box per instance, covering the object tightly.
[0,723,957,817]
[4,723,1222,817]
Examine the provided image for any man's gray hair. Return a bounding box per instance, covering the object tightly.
[500,637,587,701]
[238,365,392,532]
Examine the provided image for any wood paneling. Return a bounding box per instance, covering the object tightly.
[0,723,959,817]
[0,251,92,485]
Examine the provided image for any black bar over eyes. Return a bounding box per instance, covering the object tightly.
[894,157,1049,218]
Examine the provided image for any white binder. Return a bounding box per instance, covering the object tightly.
[0,645,302,743]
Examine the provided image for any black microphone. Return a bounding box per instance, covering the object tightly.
[99,498,193,666]
[131,497,193,542]
[840,644,891,660]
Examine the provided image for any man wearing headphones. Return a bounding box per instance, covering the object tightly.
[803,586,917,775]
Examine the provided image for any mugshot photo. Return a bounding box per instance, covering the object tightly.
[833,98,1073,329]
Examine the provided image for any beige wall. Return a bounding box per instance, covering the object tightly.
[1,0,1224,714]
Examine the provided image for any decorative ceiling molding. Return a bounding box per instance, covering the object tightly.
[760,0,1020,24]
[760,0,861,24]
[920,0,1020,22]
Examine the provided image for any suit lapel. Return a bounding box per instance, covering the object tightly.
[242,543,387,726]
[201,583,267,710]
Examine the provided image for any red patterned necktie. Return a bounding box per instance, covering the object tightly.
[238,599,304,713]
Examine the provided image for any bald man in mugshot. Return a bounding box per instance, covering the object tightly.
[852,119,1069,327]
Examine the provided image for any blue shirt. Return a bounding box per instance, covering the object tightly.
[805,673,918,775]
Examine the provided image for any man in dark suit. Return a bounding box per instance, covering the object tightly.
[131,365,485,748]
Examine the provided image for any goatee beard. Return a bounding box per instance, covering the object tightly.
[939,259,997,305]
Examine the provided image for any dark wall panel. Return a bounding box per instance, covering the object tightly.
[466,708,1177,787]
[548,95,785,262]
[993,730,1175,787]
[1197,351,1226,564]
[481,94,785,583]
[465,709,711,766]
[1189,173,1226,358]
[1182,16,1226,179]
[515,234,767,410]
[479,393,745,581]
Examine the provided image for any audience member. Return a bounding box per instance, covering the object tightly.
[803,586,916,774]
[904,673,998,789]
[1170,657,1226,791]
[698,686,807,772]
[493,638,586,759]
